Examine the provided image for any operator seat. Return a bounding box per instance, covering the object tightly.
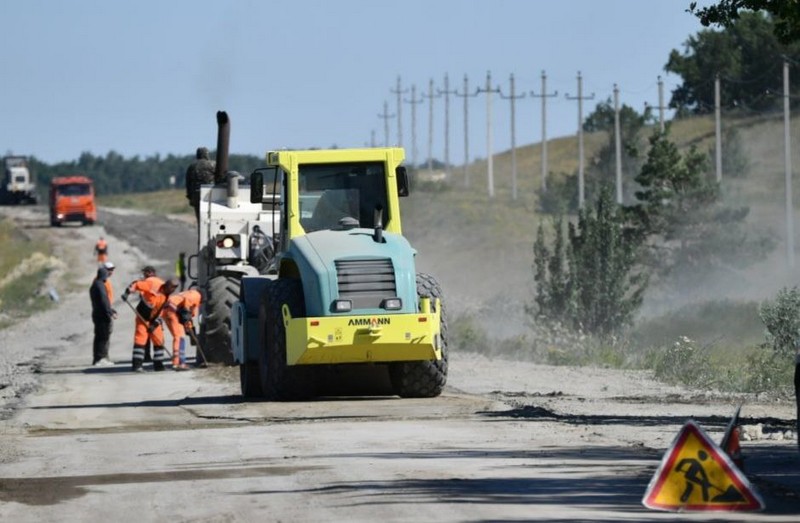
[307,189,360,231]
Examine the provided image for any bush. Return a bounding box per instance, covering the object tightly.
[759,286,800,360]
[650,336,714,388]
[449,314,489,353]
[743,345,795,396]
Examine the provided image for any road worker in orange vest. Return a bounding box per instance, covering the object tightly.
[122,266,176,372]
[162,288,202,370]
[94,237,109,264]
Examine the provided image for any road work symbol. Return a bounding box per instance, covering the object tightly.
[642,421,764,512]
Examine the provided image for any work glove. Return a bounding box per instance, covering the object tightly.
[147,318,162,333]
[122,289,130,302]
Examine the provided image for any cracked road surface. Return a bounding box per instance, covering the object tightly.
[0,205,798,521]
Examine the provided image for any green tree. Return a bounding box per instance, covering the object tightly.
[533,187,646,336]
[28,151,266,199]
[585,98,653,202]
[666,11,800,115]
[533,216,572,322]
[629,128,769,275]
[690,0,800,43]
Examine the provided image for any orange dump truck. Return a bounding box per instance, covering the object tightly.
[49,176,97,226]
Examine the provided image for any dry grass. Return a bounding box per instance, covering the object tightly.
[98,189,190,215]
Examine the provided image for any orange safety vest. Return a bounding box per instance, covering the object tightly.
[164,289,202,318]
[104,278,114,304]
[129,276,165,319]
[95,239,108,258]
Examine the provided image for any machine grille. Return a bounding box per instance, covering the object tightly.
[335,258,396,310]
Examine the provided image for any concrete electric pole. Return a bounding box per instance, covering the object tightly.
[378,101,395,147]
[530,70,558,193]
[455,74,479,188]
[404,85,424,168]
[784,59,794,268]
[438,73,458,181]
[499,73,526,200]
[613,84,623,204]
[565,71,595,208]
[714,73,723,182]
[390,76,408,148]
[477,71,501,198]
[423,78,439,174]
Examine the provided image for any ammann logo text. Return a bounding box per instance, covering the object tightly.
[348,317,391,326]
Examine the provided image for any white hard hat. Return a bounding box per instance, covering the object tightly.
[103,261,115,270]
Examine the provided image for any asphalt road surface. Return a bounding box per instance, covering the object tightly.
[0,205,798,522]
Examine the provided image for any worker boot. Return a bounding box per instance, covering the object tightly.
[132,345,145,373]
[152,346,166,372]
[143,341,152,363]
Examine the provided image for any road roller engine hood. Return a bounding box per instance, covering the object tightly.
[284,227,418,318]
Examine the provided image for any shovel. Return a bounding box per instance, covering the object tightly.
[185,322,209,368]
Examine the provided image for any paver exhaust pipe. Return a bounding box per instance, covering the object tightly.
[215,111,230,182]
[216,111,238,208]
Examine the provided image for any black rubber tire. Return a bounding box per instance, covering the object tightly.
[389,273,449,398]
[200,274,240,364]
[258,278,315,401]
[240,360,263,398]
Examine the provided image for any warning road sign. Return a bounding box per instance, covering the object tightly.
[642,421,764,512]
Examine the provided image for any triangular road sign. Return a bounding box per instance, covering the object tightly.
[643,421,764,512]
[720,404,744,470]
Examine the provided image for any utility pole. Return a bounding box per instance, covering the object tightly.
[499,73,526,200]
[565,71,594,208]
[477,70,501,198]
[645,76,667,132]
[377,101,395,147]
[404,85,424,168]
[423,78,439,173]
[657,75,665,132]
[390,76,408,148]
[783,59,794,268]
[437,73,458,181]
[530,70,558,193]
[714,73,723,182]
[613,84,623,204]
[455,74,478,188]
[370,129,376,148]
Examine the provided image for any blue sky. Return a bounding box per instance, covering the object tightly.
[0,0,709,165]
